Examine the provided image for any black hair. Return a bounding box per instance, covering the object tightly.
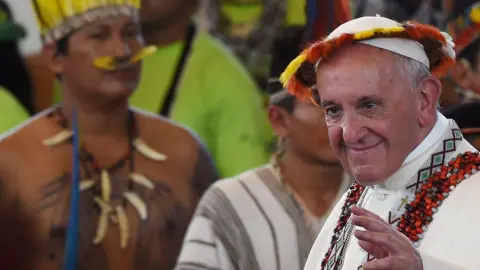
[52,35,71,81]
[443,102,480,129]
[443,102,480,142]
[268,26,306,114]
[56,35,70,55]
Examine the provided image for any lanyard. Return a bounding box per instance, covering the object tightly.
[158,23,197,117]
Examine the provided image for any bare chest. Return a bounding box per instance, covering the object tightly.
[15,157,194,270]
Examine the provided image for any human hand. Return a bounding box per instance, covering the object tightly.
[351,206,423,270]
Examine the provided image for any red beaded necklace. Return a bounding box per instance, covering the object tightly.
[320,151,480,270]
[397,151,480,247]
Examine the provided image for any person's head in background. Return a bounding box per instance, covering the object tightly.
[140,0,198,45]
[0,1,34,114]
[37,0,145,107]
[268,26,339,167]
[443,102,480,149]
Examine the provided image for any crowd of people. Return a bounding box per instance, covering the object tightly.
[1,0,480,269]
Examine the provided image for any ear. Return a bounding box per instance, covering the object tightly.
[41,43,64,75]
[268,106,291,139]
[418,76,441,127]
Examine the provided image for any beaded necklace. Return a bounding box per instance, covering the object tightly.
[43,106,168,248]
[320,151,480,270]
[49,108,136,209]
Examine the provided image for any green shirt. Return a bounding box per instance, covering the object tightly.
[54,31,273,177]
[221,0,306,27]
[0,87,29,134]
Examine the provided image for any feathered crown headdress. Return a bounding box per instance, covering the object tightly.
[31,0,140,44]
[280,16,456,100]
[31,0,156,70]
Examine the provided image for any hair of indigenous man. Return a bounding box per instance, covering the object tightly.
[269,25,307,113]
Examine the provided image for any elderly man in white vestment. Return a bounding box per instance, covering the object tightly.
[280,16,480,270]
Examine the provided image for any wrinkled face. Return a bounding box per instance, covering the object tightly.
[55,15,143,101]
[315,45,431,185]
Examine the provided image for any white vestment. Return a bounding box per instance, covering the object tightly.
[304,113,480,270]
[175,164,351,270]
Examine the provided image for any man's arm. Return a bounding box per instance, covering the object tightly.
[191,142,219,204]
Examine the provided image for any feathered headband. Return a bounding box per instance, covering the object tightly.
[32,0,156,71]
[280,16,456,100]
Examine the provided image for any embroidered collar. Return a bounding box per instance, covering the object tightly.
[403,112,449,165]
[376,115,454,191]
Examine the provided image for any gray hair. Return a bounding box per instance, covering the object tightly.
[396,56,431,90]
[395,56,441,109]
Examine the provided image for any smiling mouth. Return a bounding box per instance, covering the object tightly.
[346,141,383,154]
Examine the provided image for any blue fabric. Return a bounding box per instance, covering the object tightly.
[63,109,80,270]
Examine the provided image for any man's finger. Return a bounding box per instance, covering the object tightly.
[351,215,387,233]
[357,239,388,259]
[351,206,385,223]
[354,230,401,254]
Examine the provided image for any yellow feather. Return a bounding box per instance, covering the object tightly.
[33,0,141,40]
[279,54,307,86]
[469,5,480,23]
[353,27,405,40]
[279,26,406,89]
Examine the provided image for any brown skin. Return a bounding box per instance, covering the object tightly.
[316,45,440,186]
[315,45,440,270]
[0,181,40,270]
[268,99,344,217]
[0,14,218,270]
[140,0,196,46]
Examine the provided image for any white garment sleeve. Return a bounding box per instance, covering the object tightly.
[175,214,228,270]
[420,250,467,270]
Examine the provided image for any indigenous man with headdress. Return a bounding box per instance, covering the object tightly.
[281,15,480,270]
[175,25,350,270]
[0,0,218,269]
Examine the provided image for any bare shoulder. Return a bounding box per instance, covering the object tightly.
[0,109,58,183]
[133,108,205,164]
[133,108,219,198]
